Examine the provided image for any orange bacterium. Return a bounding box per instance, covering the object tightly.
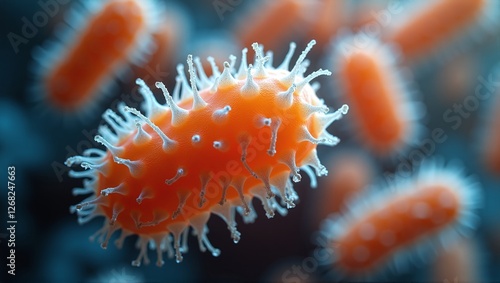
[384,0,497,61]
[318,160,481,277]
[66,40,348,266]
[32,0,158,118]
[332,34,423,156]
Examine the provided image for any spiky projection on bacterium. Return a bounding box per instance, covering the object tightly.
[66,40,348,266]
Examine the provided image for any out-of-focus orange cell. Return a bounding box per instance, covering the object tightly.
[318,162,481,277]
[337,185,460,272]
[385,0,491,61]
[433,238,480,283]
[311,150,374,230]
[482,91,500,175]
[333,35,419,155]
[43,0,151,111]
[30,0,160,122]
[235,0,314,52]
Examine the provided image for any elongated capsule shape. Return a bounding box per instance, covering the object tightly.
[332,34,423,156]
[384,0,498,61]
[32,0,158,118]
[318,160,481,277]
[66,40,348,267]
